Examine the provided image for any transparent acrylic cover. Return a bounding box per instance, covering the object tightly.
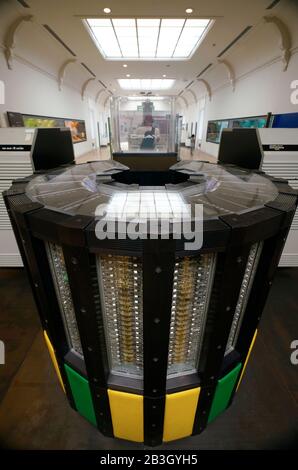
[25,160,278,220]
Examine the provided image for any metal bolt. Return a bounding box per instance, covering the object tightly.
[155,266,162,274]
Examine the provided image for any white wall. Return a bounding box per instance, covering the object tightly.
[178,2,298,158]
[201,52,298,157]
[0,52,109,158]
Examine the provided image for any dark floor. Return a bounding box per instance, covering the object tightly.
[0,267,297,450]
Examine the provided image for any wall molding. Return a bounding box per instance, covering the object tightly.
[263,15,292,71]
[4,15,34,70]
[193,46,298,102]
[58,59,77,91]
[81,78,95,100]
[185,89,198,102]
[197,79,212,101]
[218,59,236,91]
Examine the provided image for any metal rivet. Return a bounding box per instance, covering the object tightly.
[153,317,160,324]
[80,307,87,314]
[152,388,157,393]
[226,306,231,312]
[151,423,156,428]
[155,266,162,274]
[152,357,159,362]
[217,345,222,350]
[237,256,242,263]
[88,347,93,352]
[152,405,157,409]
[71,257,78,265]
[34,282,38,288]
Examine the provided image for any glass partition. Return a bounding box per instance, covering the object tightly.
[110,96,176,153]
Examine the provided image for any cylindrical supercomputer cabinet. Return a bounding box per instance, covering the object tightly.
[4,160,298,446]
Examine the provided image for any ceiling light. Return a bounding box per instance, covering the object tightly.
[118,79,175,91]
[163,74,167,77]
[103,7,111,14]
[123,64,128,67]
[126,74,130,77]
[186,8,193,14]
[85,17,212,60]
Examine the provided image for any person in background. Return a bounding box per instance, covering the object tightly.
[140,130,156,150]
[190,134,196,156]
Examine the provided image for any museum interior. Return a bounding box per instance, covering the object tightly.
[0,0,297,450]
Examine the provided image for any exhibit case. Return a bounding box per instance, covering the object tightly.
[4,159,298,445]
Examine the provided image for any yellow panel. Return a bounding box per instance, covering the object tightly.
[108,389,144,442]
[163,387,200,442]
[236,329,258,392]
[43,330,65,393]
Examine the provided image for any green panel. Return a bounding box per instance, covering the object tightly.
[64,364,97,426]
[208,362,242,423]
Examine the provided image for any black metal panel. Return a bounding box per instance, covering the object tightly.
[4,195,76,410]
[61,245,109,386]
[90,386,114,437]
[197,245,252,384]
[143,239,176,445]
[235,229,293,361]
[166,373,200,394]
[192,386,216,435]
[220,207,284,246]
[143,396,165,447]
[143,239,176,396]
[61,244,113,434]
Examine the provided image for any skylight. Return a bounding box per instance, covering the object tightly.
[118,79,175,90]
[85,18,212,60]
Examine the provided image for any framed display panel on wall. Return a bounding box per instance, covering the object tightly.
[206,115,269,144]
[7,111,87,144]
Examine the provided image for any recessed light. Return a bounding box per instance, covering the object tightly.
[103,7,111,14]
[123,64,128,68]
[185,8,193,14]
[163,74,167,78]
[126,74,130,77]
